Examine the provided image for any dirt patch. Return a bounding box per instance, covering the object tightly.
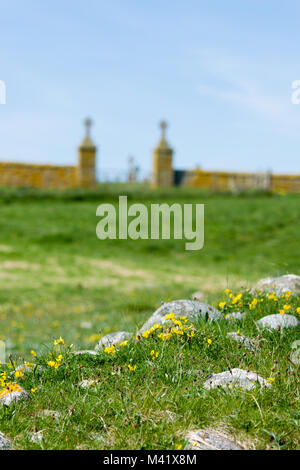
[0,261,40,270]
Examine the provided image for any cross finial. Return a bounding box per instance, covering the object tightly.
[84,118,92,137]
[160,120,167,140]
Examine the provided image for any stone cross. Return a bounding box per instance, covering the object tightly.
[84,118,92,137]
[160,120,167,141]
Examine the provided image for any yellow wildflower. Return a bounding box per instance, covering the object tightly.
[14,370,24,378]
[53,337,65,346]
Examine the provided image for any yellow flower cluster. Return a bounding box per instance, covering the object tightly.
[158,313,195,342]
[150,350,159,359]
[136,313,195,343]
[53,337,65,346]
[104,345,117,355]
[48,354,63,369]
[232,293,243,305]
[140,323,163,339]
[128,364,137,372]
[249,298,258,310]
[0,368,24,398]
[266,293,277,301]
[0,382,23,399]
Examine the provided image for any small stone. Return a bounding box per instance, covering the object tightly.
[0,385,29,406]
[15,363,43,376]
[79,379,98,389]
[254,274,300,295]
[203,368,270,390]
[95,331,132,350]
[89,432,106,444]
[225,312,247,321]
[291,349,300,365]
[0,432,11,450]
[38,410,62,418]
[187,429,242,450]
[139,300,222,334]
[73,350,98,356]
[30,431,43,444]
[227,332,255,351]
[191,291,204,301]
[290,340,300,365]
[257,314,299,330]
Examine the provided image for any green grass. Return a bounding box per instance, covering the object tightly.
[0,184,299,449]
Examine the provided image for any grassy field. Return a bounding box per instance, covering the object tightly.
[0,185,299,449]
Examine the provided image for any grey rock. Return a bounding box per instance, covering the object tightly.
[73,350,98,356]
[290,339,300,365]
[227,332,255,351]
[257,314,299,330]
[0,386,29,406]
[0,432,11,450]
[187,429,242,450]
[15,363,43,375]
[95,331,132,350]
[203,368,270,390]
[225,312,247,321]
[291,349,300,365]
[254,274,300,295]
[139,300,222,334]
[30,431,43,444]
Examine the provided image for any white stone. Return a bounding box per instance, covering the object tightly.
[291,349,300,365]
[79,379,98,389]
[257,314,299,330]
[203,368,270,390]
[290,339,300,365]
[30,431,43,444]
[191,291,204,301]
[187,429,242,450]
[225,312,247,321]
[0,432,10,450]
[227,332,255,351]
[139,300,222,334]
[254,274,300,295]
[73,350,98,356]
[37,409,62,418]
[0,386,29,406]
[95,331,132,350]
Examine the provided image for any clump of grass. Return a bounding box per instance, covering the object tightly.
[0,288,299,450]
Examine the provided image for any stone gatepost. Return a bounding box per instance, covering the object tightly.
[78,118,97,187]
[152,121,174,188]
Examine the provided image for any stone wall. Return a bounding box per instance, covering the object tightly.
[178,169,300,193]
[0,162,78,189]
[0,119,97,189]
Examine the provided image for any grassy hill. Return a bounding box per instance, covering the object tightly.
[0,185,299,449]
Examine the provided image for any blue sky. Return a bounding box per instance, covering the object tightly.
[1,0,300,178]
